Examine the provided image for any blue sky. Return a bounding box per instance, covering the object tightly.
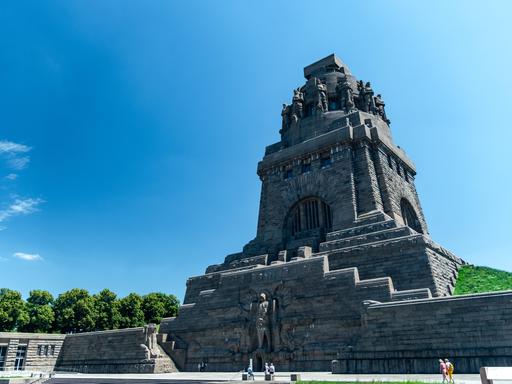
[1,1,511,302]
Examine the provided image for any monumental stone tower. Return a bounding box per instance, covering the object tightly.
[159,55,512,373]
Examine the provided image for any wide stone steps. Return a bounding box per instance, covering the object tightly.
[326,219,398,241]
[320,226,414,252]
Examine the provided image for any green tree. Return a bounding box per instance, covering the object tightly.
[118,293,145,328]
[142,292,179,324]
[94,289,121,330]
[0,288,29,331]
[53,289,97,333]
[20,290,55,333]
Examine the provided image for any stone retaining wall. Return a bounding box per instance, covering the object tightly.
[333,291,512,373]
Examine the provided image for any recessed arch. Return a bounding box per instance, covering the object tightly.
[283,197,333,246]
[400,198,423,233]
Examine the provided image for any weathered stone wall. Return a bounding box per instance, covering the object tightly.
[353,140,384,214]
[161,254,454,372]
[334,291,512,373]
[372,144,428,233]
[55,327,176,373]
[245,133,358,257]
[0,332,65,372]
[324,234,462,296]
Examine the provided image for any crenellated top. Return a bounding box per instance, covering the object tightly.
[279,54,391,149]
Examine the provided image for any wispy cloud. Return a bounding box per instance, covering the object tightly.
[0,140,32,171]
[0,197,44,223]
[0,141,31,154]
[13,252,43,261]
[5,173,18,180]
[8,156,30,170]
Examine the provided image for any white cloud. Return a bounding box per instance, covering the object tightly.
[7,156,30,170]
[0,197,44,223]
[5,173,18,180]
[0,140,32,171]
[0,141,31,154]
[13,252,43,261]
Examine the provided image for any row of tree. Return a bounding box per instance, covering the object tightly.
[0,288,179,333]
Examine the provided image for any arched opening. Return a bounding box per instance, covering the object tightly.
[284,197,333,249]
[400,198,423,233]
[255,355,263,372]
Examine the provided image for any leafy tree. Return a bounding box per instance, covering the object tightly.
[0,288,29,331]
[20,290,55,333]
[53,289,97,333]
[142,292,179,324]
[118,293,145,328]
[94,289,121,330]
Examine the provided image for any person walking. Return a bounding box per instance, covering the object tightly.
[247,365,255,380]
[269,363,275,375]
[439,359,448,383]
[445,359,454,383]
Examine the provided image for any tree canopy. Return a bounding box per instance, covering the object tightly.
[0,288,179,334]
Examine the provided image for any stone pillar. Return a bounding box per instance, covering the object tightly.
[353,141,384,215]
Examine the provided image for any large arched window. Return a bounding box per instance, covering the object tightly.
[285,197,333,240]
[400,198,423,233]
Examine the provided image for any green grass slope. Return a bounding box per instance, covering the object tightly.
[453,265,512,295]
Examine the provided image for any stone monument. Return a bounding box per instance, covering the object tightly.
[159,54,512,373]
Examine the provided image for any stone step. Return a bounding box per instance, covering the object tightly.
[320,226,413,252]
[326,219,398,241]
[353,211,390,225]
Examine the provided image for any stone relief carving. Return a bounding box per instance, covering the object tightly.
[255,293,271,351]
[337,76,356,112]
[140,323,161,360]
[315,78,328,113]
[291,88,304,123]
[374,94,390,124]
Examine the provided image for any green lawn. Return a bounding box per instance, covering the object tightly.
[453,265,512,295]
[297,381,437,384]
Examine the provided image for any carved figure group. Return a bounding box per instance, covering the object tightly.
[280,76,390,138]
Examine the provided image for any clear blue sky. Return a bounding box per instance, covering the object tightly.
[1,1,511,302]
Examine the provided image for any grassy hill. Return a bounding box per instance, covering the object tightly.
[453,265,512,295]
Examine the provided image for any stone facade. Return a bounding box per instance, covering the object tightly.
[0,332,65,372]
[159,54,512,373]
[333,291,512,373]
[55,326,177,373]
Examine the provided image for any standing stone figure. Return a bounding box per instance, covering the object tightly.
[291,88,304,123]
[280,104,291,134]
[363,81,376,113]
[255,293,271,351]
[337,77,355,112]
[356,80,365,110]
[315,79,328,113]
[374,94,390,124]
[141,323,160,359]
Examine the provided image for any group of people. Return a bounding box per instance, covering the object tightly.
[246,362,276,380]
[439,358,455,383]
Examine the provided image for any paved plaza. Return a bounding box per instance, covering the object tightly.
[46,371,484,384]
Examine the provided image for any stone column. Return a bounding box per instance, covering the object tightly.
[352,141,384,215]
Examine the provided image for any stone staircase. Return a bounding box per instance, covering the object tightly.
[321,226,414,251]
[157,333,186,371]
[320,211,416,253]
